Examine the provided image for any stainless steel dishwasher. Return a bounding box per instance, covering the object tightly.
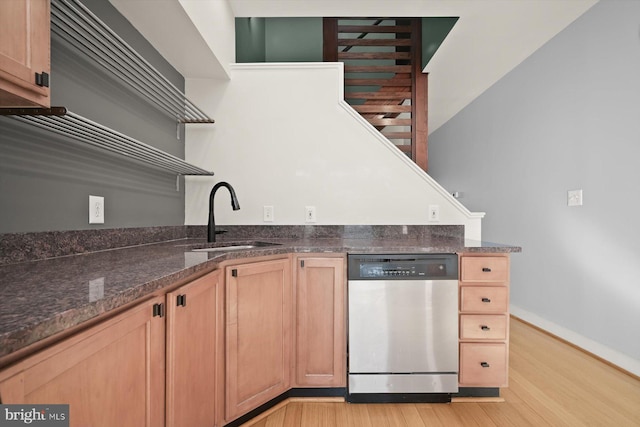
[347,254,459,403]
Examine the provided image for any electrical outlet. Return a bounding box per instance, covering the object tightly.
[568,189,583,207]
[89,195,104,224]
[428,204,440,221]
[305,206,316,223]
[263,205,274,222]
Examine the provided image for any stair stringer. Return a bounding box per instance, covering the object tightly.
[338,95,485,240]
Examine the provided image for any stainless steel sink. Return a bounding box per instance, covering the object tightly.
[189,241,281,252]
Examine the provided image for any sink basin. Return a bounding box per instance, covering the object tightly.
[190,241,281,252]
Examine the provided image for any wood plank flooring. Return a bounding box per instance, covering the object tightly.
[242,317,640,426]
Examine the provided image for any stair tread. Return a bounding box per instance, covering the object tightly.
[346,92,412,99]
[338,25,412,33]
[325,17,427,171]
[353,105,412,113]
[345,78,412,86]
[339,52,412,60]
[338,38,413,46]
[345,65,412,74]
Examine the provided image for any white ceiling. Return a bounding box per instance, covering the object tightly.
[111,0,598,132]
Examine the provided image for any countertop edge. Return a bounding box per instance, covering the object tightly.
[0,238,520,362]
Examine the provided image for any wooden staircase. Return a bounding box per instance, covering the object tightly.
[323,18,428,171]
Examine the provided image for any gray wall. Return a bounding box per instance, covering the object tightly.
[0,0,186,233]
[429,0,640,364]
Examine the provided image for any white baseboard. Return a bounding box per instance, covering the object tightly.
[510,305,640,377]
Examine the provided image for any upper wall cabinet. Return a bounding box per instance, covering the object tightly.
[0,0,51,108]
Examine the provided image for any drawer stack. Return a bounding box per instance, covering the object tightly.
[458,254,510,388]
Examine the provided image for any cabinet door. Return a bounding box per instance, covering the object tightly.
[294,256,346,387]
[459,343,508,387]
[0,0,50,107]
[225,258,291,422]
[0,297,165,427]
[166,270,223,427]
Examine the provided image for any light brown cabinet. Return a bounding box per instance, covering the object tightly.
[293,255,346,388]
[0,0,51,107]
[0,297,166,427]
[166,270,223,427]
[458,254,510,388]
[0,253,352,424]
[0,269,225,427]
[224,257,292,422]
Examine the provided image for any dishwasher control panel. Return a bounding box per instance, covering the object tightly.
[348,254,458,280]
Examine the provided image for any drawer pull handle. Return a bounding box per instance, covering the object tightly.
[481,325,490,331]
[177,294,187,307]
[482,267,492,272]
[481,297,491,303]
[152,303,165,318]
[480,362,490,368]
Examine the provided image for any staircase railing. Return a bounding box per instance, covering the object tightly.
[323,18,428,171]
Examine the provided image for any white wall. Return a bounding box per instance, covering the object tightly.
[184,63,483,239]
[109,0,234,79]
[429,0,640,375]
[178,0,236,78]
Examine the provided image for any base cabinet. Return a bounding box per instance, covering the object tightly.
[294,255,346,387]
[166,270,223,427]
[225,258,292,422]
[0,297,166,427]
[0,0,51,107]
[0,253,351,425]
[458,254,510,388]
[459,342,508,386]
[0,269,224,427]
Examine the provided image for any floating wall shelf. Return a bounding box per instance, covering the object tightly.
[4,111,214,176]
[50,0,214,124]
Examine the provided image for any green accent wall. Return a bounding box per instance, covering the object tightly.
[265,18,322,62]
[236,17,322,62]
[236,17,266,62]
[422,17,459,69]
[236,17,458,66]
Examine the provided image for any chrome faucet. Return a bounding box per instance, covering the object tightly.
[208,182,240,242]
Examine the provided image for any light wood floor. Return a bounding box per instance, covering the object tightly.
[242,317,640,426]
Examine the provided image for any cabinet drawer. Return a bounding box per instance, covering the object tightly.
[461,257,508,282]
[460,286,508,313]
[459,343,507,387]
[460,315,507,340]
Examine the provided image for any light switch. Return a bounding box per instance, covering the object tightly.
[263,205,274,222]
[305,206,316,222]
[428,205,440,221]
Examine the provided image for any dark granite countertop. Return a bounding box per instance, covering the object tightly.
[0,226,520,361]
